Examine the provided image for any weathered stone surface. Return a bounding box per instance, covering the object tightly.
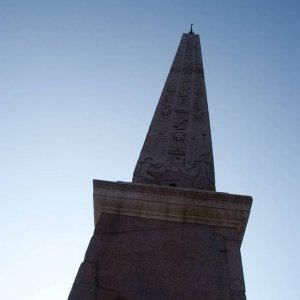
[93,180,252,244]
[68,31,252,300]
[69,214,247,300]
[69,181,251,299]
[133,33,215,191]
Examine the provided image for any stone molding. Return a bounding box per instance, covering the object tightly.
[93,180,252,244]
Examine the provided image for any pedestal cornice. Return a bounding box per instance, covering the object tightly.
[93,180,252,244]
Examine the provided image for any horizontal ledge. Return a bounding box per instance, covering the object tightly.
[94,180,252,204]
[93,180,252,244]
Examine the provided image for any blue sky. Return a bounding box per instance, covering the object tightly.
[0,1,299,299]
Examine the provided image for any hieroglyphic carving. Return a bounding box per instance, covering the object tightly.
[172,115,188,130]
[158,108,172,121]
[161,88,176,107]
[169,132,186,155]
[133,33,215,191]
[192,112,205,128]
[135,153,214,190]
[143,135,168,155]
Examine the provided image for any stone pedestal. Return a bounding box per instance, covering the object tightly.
[68,180,252,300]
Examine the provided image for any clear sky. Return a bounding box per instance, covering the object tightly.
[0,0,299,299]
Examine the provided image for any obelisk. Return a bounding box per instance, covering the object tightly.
[133,28,215,191]
[69,28,252,300]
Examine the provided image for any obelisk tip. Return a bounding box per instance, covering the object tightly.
[189,24,194,34]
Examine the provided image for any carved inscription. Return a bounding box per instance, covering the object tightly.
[162,89,176,107]
[133,33,215,191]
[158,108,171,121]
[169,132,186,155]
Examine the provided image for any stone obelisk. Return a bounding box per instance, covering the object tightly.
[133,29,215,191]
[69,28,252,300]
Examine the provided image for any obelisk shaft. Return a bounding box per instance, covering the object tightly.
[133,33,215,191]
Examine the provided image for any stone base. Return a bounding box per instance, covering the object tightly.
[68,180,252,300]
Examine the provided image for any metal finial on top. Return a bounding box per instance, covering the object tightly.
[189,24,194,34]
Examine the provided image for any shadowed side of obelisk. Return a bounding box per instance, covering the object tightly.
[133,33,215,191]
